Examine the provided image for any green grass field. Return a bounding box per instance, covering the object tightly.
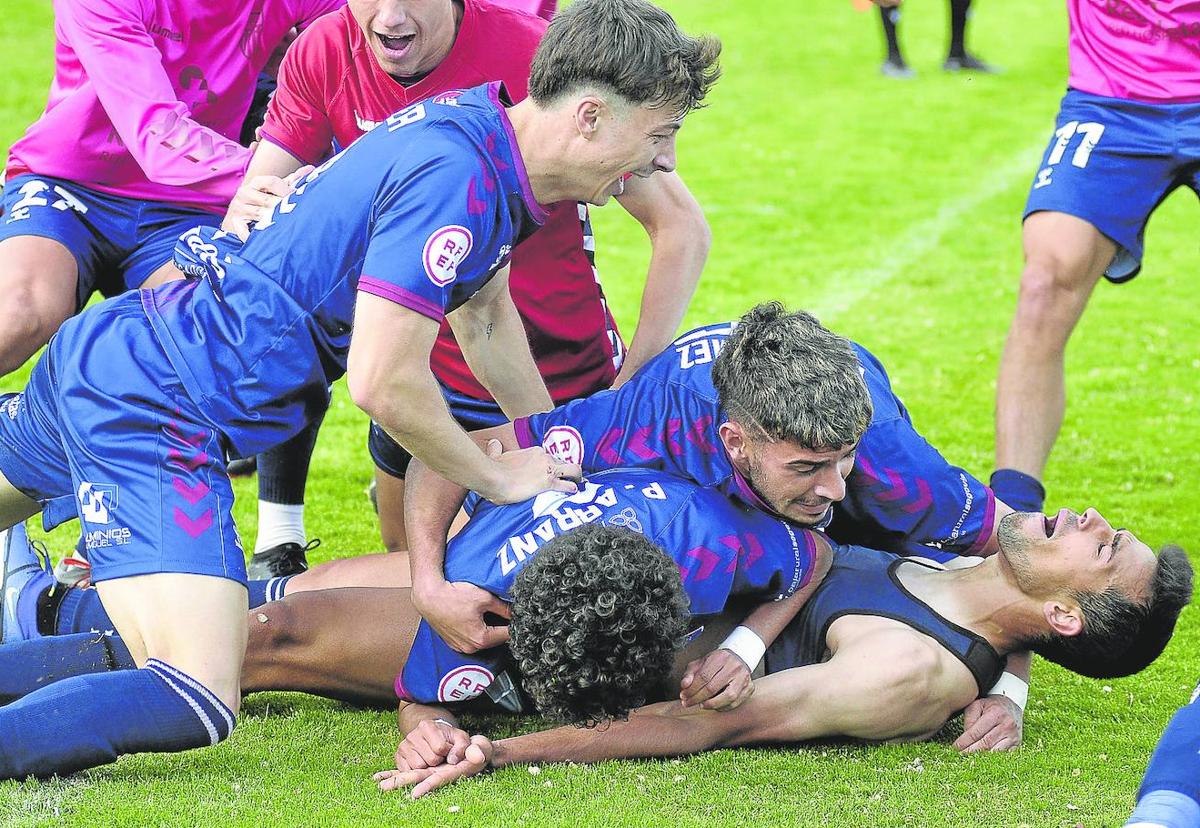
[1,1,1198,825]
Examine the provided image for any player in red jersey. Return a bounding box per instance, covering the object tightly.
[489,0,556,19]
[224,0,712,579]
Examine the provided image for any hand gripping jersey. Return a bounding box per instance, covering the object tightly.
[257,0,623,404]
[763,545,1004,697]
[163,82,545,456]
[5,0,342,213]
[396,469,820,708]
[1067,1,1200,103]
[514,322,996,558]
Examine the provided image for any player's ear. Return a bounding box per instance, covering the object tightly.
[1043,600,1084,638]
[718,421,748,465]
[574,96,604,139]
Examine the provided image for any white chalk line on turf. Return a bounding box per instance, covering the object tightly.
[806,143,1044,325]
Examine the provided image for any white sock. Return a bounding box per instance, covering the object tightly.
[254,502,306,554]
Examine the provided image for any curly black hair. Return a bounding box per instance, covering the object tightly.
[508,524,691,727]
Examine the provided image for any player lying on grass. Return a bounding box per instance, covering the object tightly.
[372,508,1194,798]
[221,0,711,578]
[0,0,719,780]
[0,468,832,723]
[0,0,340,379]
[399,302,1034,750]
[404,302,1015,648]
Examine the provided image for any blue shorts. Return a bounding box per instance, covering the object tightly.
[0,174,221,310]
[368,385,510,479]
[1024,90,1200,282]
[0,292,244,584]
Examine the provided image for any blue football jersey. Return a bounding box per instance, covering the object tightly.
[396,468,820,708]
[514,322,996,558]
[156,82,545,456]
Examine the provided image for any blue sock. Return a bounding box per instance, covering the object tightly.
[1127,691,1200,827]
[247,576,294,608]
[55,587,117,635]
[989,468,1046,514]
[0,632,134,704]
[0,659,235,779]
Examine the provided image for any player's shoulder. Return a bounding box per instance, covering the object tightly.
[456,0,546,94]
[468,0,549,45]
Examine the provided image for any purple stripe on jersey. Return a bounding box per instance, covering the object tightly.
[257,129,320,167]
[487,82,548,225]
[394,671,410,701]
[358,277,445,322]
[797,531,819,591]
[513,416,536,449]
[966,486,997,556]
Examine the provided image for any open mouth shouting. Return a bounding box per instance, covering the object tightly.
[375,31,417,61]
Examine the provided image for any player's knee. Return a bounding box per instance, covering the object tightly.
[148,657,242,727]
[247,599,307,665]
[0,279,70,350]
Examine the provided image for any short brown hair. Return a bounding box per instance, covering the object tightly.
[528,0,721,116]
[712,303,873,450]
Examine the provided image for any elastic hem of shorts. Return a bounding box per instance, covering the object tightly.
[1021,207,1142,278]
[0,432,52,513]
[88,559,248,586]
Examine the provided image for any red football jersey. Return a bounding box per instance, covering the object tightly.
[259,0,622,404]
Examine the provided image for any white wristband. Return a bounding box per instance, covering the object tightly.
[719,626,766,671]
[987,672,1029,711]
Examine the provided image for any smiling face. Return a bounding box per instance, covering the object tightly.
[720,421,857,526]
[575,98,682,205]
[998,508,1158,607]
[349,0,460,79]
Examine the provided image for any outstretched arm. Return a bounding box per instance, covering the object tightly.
[377,628,978,797]
[347,297,577,505]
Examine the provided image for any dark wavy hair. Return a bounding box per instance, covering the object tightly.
[508,524,691,727]
[1026,544,1194,678]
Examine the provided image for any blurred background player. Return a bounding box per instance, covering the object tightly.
[993,1,1200,519]
[0,0,342,379]
[222,0,712,577]
[876,0,995,79]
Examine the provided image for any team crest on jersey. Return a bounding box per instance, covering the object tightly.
[78,482,119,525]
[438,665,495,702]
[542,426,584,465]
[432,90,465,106]
[423,226,473,286]
[4,394,21,420]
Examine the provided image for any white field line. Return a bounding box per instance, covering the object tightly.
[807,143,1044,324]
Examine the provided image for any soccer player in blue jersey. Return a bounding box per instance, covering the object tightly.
[0,0,721,779]
[397,302,1031,749]
[373,509,1192,797]
[0,468,829,724]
